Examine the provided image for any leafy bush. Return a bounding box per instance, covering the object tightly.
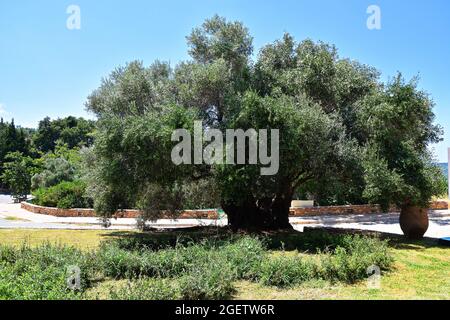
[108,262,236,301]
[99,236,265,281]
[320,235,393,283]
[259,255,316,288]
[31,157,75,190]
[100,239,241,300]
[259,235,392,288]
[99,242,205,279]
[0,244,98,300]
[178,257,236,300]
[0,232,394,300]
[32,180,93,209]
[220,236,265,280]
[0,263,81,300]
[108,278,180,300]
[1,152,41,201]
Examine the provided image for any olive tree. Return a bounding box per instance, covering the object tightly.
[358,75,444,211]
[84,16,443,230]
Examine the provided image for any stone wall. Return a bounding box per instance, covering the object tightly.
[289,204,382,217]
[21,202,219,219]
[21,200,447,219]
[430,200,449,210]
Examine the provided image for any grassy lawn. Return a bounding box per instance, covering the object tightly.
[0,228,448,300]
[2,216,30,222]
[235,241,450,300]
[0,229,113,250]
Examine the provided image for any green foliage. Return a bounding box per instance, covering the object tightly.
[32,180,92,209]
[0,244,98,300]
[31,157,75,190]
[99,233,392,291]
[0,152,41,201]
[31,144,83,191]
[259,235,392,288]
[82,16,443,229]
[359,76,444,209]
[178,258,236,300]
[259,256,316,287]
[0,231,394,300]
[108,278,181,300]
[180,178,221,210]
[0,263,81,300]
[83,105,199,218]
[87,60,174,119]
[32,116,95,153]
[0,119,30,178]
[217,92,352,208]
[320,235,392,283]
[98,236,264,280]
[98,236,260,299]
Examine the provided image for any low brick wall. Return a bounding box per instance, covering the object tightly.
[430,200,449,210]
[21,201,447,219]
[21,202,219,219]
[289,204,382,217]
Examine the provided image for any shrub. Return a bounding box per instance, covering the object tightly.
[259,235,392,288]
[259,255,316,288]
[32,180,93,209]
[99,236,265,281]
[178,257,236,300]
[108,278,181,300]
[100,233,392,289]
[0,232,394,299]
[107,259,236,301]
[31,157,75,190]
[99,243,206,279]
[100,240,239,300]
[220,236,266,280]
[1,152,40,202]
[0,263,81,300]
[0,244,99,300]
[320,235,393,283]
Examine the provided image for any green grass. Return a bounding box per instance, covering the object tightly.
[2,216,30,222]
[235,239,450,300]
[0,229,114,250]
[0,228,448,300]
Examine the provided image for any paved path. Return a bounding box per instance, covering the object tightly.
[0,196,225,230]
[0,195,449,238]
[290,211,450,238]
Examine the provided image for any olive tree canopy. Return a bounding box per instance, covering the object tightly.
[84,16,444,230]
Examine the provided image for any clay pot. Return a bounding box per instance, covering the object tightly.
[399,206,429,239]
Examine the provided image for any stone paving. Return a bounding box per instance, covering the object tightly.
[0,195,449,238]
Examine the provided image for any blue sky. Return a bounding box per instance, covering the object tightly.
[0,0,449,162]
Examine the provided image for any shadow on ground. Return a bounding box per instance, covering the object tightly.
[98,225,448,253]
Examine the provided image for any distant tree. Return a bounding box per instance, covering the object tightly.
[31,143,82,190]
[0,152,41,201]
[32,116,95,153]
[31,157,75,190]
[0,119,30,188]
